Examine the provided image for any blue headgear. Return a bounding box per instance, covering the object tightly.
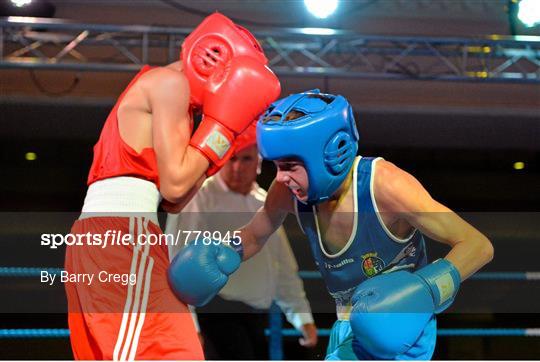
[257,89,359,204]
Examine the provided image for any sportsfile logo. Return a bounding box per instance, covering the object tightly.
[40,230,241,249]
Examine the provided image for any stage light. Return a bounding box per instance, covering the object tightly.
[513,161,525,170]
[25,152,37,161]
[11,0,32,8]
[517,0,540,27]
[304,0,338,19]
[0,0,55,18]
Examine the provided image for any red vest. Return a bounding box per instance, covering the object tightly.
[87,66,160,188]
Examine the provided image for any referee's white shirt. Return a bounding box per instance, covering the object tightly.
[166,173,314,330]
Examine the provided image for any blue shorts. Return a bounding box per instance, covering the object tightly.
[325,317,437,360]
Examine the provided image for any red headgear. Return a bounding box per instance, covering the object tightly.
[181,13,268,108]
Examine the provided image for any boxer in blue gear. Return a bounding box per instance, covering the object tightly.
[169,90,494,360]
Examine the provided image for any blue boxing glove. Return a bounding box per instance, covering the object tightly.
[168,240,243,307]
[350,259,461,359]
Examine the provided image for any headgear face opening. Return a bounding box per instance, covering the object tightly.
[181,13,268,107]
[257,90,359,204]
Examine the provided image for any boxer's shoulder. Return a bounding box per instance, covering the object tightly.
[134,65,188,93]
[134,67,190,108]
[373,160,414,192]
[373,158,399,177]
[372,159,416,210]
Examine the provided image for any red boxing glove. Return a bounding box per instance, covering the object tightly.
[190,56,280,176]
[234,120,257,154]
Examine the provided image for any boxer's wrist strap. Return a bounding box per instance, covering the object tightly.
[230,237,244,260]
[415,259,461,313]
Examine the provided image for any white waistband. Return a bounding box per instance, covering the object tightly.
[80,177,161,224]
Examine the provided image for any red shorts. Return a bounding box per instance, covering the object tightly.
[65,216,204,360]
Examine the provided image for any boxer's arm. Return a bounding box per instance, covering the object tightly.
[374,160,494,280]
[160,174,206,214]
[238,180,293,260]
[147,68,209,203]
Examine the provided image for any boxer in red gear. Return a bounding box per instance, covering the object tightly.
[65,12,280,360]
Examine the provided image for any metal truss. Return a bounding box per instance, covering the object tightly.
[1,17,539,83]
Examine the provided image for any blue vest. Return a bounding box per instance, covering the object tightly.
[295,156,427,308]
